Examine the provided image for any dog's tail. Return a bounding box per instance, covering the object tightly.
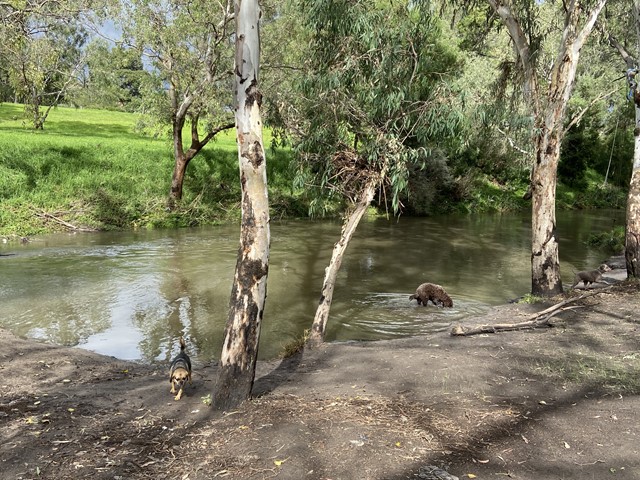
[179,336,186,351]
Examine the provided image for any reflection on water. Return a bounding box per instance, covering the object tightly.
[0,210,624,361]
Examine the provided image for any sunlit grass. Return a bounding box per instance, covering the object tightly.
[0,103,300,237]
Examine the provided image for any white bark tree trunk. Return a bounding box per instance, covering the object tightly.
[214,0,269,410]
[625,86,640,277]
[623,1,640,278]
[307,165,387,347]
[488,0,606,296]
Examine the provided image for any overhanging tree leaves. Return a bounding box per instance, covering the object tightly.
[486,0,607,296]
[213,0,269,410]
[296,0,463,346]
[80,39,146,111]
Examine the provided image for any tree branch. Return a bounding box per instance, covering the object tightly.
[564,86,621,135]
[607,33,637,69]
[451,288,612,337]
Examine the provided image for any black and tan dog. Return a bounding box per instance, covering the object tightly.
[169,337,192,401]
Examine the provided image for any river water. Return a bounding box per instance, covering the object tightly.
[0,210,624,361]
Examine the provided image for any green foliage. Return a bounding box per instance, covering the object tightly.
[294,0,464,215]
[556,169,627,210]
[278,329,310,359]
[75,40,147,112]
[0,1,89,128]
[518,293,544,304]
[118,0,234,128]
[586,226,625,255]
[559,123,593,190]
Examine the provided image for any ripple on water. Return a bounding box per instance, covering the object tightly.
[329,292,491,341]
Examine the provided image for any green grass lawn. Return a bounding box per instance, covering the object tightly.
[0,103,300,236]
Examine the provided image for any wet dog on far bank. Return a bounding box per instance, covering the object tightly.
[169,337,192,401]
[409,282,453,307]
[571,264,612,289]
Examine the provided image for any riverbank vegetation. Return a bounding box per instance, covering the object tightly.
[0,1,633,239]
[0,103,303,236]
[0,101,628,238]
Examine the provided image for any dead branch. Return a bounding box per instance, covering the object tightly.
[451,288,611,337]
[36,211,98,232]
[563,86,620,135]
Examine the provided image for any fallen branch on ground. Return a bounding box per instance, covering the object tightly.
[451,287,612,337]
[35,211,98,232]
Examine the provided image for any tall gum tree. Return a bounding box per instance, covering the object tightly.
[606,1,640,278]
[487,0,607,296]
[213,0,269,410]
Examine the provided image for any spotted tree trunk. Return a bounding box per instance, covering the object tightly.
[530,128,563,295]
[605,6,640,278]
[307,167,386,347]
[213,0,269,410]
[625,93,640,277]
[488,0,606,296]
[624,2,640,278]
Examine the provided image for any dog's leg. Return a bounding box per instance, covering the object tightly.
[174,388,183,401]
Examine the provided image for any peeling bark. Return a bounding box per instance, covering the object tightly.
[530,126,563,296]
[488,0,606,296]
[607,2,640,278]
[214,0,269,411]
[626,125,640,278]
[307,165,387,347]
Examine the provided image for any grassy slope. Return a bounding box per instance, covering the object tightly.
[0,103,299,236]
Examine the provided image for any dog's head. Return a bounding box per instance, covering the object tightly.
[171,367,190,390]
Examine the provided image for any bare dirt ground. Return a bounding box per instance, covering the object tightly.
[2,277,640,480]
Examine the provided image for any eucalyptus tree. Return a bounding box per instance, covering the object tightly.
[80,39,146,111]
[213,0,269,410]
[0,0,89,129]
[295,0,464,346]
[605,0,640,277]
[484,0,607,296]
[117,0,235,207]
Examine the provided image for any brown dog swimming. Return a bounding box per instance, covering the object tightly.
[409,282,453,307]
[169,337,192,401]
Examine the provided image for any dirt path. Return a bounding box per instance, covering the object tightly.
[2,281,640,480]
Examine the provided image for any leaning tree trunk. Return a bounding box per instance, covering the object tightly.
[213,0,269,411]
[625,86,640,277]
[307,167,386,347]
[169,153,189,205]
[168,92,192,206]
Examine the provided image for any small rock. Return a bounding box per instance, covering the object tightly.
[416,465,459,480]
